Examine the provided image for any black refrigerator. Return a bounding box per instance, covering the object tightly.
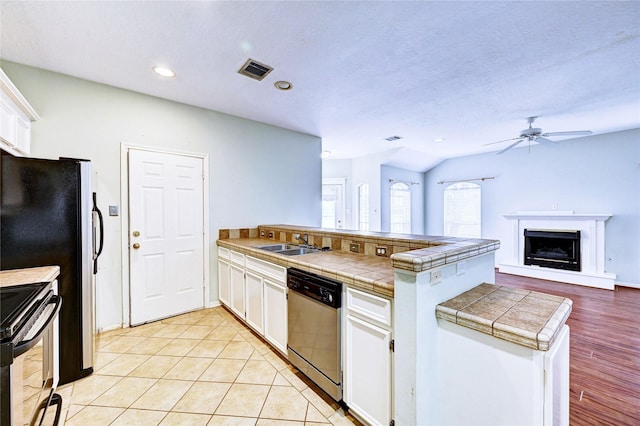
[0,153,104,385]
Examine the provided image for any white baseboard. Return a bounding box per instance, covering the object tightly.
[97,324,124,334]
[615,281,640,289]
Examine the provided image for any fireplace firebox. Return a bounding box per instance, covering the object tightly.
[524,229,581,271]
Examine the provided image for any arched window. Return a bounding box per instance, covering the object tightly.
[390,182,411,234]
[444,182,481,238]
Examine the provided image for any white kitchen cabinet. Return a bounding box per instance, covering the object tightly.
[0,68,38,156]
[245,270,264,334]
[217,247,231,306]
[217,247,288,355]
[245,255,287,354]
[263,278,287,354]
[437,321,570,426]
[343,286,393,426]
[229,251,246,318]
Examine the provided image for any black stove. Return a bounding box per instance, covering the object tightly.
[1,281,62,426]
[1,282,54,362]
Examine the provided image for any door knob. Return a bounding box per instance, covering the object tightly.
[132,231,140,237]
[132,243,140,249]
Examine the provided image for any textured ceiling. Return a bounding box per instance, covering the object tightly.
[1,1,639,171]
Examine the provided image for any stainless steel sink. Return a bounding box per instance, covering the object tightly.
[253,243,322,256]
[276,247,321,256]
[252,243,295,252]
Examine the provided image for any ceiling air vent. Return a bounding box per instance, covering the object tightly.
[238,58,273,81]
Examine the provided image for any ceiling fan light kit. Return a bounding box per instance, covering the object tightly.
[486,116,592,155]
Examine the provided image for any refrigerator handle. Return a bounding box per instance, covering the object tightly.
[92,192,104,274]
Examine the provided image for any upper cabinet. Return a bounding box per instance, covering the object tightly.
[1,68,39,156]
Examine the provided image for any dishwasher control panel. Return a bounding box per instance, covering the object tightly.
[287,268,342,308]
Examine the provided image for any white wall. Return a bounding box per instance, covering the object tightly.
[424,129,640,287]
[351,151,392,232]
[2,61,322,330]
[323,155,428,233]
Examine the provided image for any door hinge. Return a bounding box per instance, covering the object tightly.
[390,339,394,352]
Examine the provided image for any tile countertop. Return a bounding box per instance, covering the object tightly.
[436,283,573,351]
[0,266,61,288]
[218,228,499,298]
[218,238,395,297]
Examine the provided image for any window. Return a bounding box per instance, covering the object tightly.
[390,182,411,234]
[444,182,481,238]
[358,184,369,231]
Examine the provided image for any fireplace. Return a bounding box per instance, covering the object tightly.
[500,212,614,289]
[524,229,581,271]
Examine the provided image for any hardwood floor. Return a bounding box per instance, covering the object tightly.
[496,271,640,425]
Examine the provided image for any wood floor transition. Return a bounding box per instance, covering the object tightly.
[496,271,640,425]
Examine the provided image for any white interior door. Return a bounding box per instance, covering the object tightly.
[129,149,204,325]
[322,178,346,229]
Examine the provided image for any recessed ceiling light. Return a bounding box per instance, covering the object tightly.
[321,150,331,159]
[385,136,402,142]
[152,66,176,78]
[434,137,445,143]
[274,80,293,91]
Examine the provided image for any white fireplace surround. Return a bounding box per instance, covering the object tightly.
[498,211,616,290]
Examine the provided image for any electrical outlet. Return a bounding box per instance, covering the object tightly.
[268,231,274,238]
[430,269,442,284]
[456,261,466,276]
[260,230,265,237]
[376,246,388,256]
[349,242,361,253]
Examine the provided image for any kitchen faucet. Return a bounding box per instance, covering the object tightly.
[296,233,309,246]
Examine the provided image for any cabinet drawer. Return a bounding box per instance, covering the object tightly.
[246,255,286,283]
[218,246,230,260]
[346,286,392,328]
[230,250,245,266]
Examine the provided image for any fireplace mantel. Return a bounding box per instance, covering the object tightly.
[504,211,612,221]
[499,211,616,289]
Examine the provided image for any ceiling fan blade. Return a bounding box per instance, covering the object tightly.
[534,136,559,147]
[542,130,592,137]
[497,139,524,155]
[482,137,522,146]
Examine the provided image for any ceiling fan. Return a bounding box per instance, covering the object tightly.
[484,116,592,155]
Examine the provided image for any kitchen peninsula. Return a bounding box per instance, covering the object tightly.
[217,225,571,426]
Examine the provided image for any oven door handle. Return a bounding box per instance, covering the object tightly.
[14,295,62,358]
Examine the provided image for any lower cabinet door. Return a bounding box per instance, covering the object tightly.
[263,279,287,354]
[245,271,264,333]
[218,259,230,307]
[344,314,392,426]
[229,263,245,318]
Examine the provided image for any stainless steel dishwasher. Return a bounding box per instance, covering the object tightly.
[287,268,342,401]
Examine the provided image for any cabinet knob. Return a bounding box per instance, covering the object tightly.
[132,231,140,237]
[132,243,141,249]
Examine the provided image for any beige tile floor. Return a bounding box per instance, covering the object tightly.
[57,306,359,425]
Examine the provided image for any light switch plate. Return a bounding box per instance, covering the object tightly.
[431,269,442,284]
